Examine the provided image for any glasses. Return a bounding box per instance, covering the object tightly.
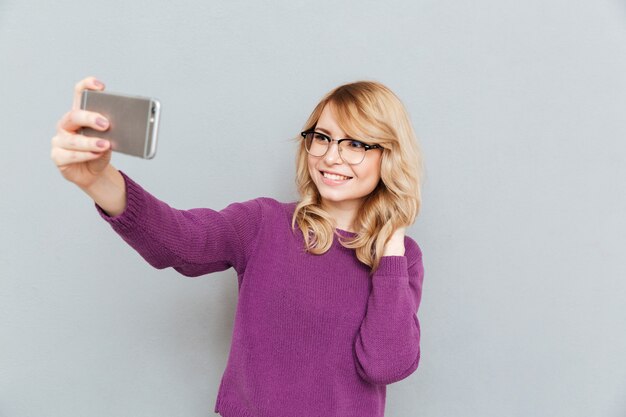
[300,130,383,165]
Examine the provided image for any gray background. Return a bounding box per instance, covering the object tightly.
[1,1,625,416]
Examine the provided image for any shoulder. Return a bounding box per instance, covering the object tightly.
[245,197,296,214]
[222,196,285,209]
[255,197,298,217]
[225,197,296,221]
[403,234,423,264]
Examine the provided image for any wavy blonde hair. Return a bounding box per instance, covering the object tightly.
[290,80,424,275]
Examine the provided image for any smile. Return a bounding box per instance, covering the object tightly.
[319,170,352,185]
[321,171,352,181]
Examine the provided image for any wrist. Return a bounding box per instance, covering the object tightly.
[80,165,126,217]
[383,232,406,256]
[383,242,405,257]
[79,164,115,192]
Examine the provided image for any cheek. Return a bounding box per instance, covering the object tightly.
[307,155,319,178]
[370,158,382,183]
[356,160,381,183]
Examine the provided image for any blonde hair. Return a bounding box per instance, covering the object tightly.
[290,80,424,275]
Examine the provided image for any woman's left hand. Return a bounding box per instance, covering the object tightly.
[382,226,406,257]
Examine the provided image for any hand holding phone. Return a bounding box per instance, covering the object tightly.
[51,77,132,215]
[51,77,115,189]
[79,90,161,159]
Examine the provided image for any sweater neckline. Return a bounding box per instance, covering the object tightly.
[336,228,357,236]
[287,201,358,237]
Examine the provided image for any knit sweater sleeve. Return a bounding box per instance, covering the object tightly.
[94,170,263,277]
[354,237,424,386]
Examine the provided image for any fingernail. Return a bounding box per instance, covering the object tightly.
[94,79,104,88]
[97,140,108,148]
[96,117,109,128]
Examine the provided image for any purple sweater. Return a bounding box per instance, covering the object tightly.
[95,170,425,417]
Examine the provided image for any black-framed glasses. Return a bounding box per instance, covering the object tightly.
[300,130,383,165]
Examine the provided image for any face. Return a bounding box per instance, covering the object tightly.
[307,104,383,212]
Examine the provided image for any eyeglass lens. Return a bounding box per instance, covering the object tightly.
[304,132,366,165]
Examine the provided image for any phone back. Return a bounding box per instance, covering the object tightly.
[80,90,160,159]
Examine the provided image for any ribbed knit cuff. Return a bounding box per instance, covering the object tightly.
[94,169,147,233]
[373,256,409,287]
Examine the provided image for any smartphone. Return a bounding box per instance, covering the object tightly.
[79,90,161,159]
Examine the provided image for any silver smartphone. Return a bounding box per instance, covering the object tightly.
[80,90,161,159]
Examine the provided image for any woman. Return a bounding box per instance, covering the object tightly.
[50,76,426,417]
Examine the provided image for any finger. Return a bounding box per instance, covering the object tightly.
[52,130,110,152]
[50,145,107,167]
[72,76,105,110]
[57,109,109,133]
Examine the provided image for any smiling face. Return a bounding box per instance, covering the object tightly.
[307,104,383,222]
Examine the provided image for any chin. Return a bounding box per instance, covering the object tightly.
[319,189,365,203]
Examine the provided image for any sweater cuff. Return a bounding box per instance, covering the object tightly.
[94,170,147,233]
[373,256,409,287]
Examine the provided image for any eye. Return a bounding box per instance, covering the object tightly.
[347,140,365,149]
[313,133,329,142]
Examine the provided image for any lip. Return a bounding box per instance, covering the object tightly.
[319,170,352,186]
[319,170,353,178]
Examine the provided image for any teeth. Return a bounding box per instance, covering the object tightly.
[323,172,351,181]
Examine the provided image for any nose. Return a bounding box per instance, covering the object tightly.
[324,140,343,164]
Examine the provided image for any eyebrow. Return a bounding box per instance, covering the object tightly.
[315,126,352,139]
[315,127,333,135]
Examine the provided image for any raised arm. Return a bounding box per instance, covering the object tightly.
[354,238,424,385]
[95,170,263,277]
